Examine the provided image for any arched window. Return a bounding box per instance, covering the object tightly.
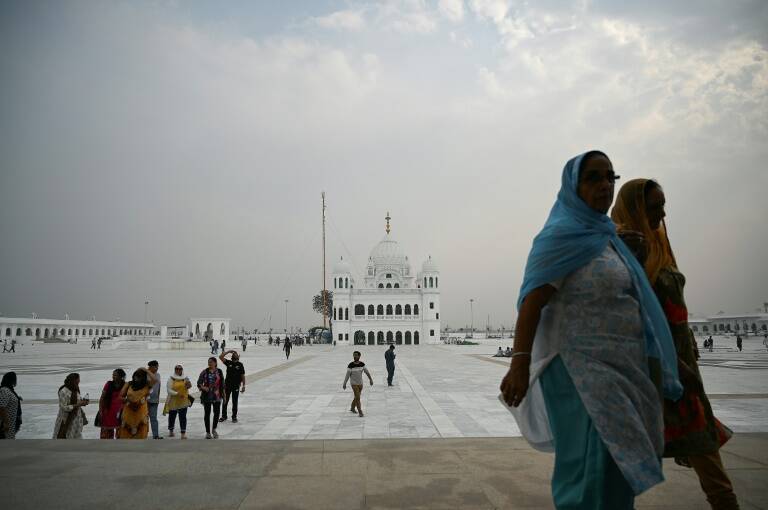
[377,305,384,315]
[396,331,403,344]
[377,331,384,344]
[4,328,10,336]
[68,328,72,335]
[368,305,374,315]
[386,331,394,344]
[394,283,400,288]
[16,327,21,336]
[333,308,337,320]
[368,331,375,345]
[36,328,41,338]
[429,277,433,288]
[89,329,93,335]
[25,328,32,336]
[345,308,349,320]
[405,304,411,315]
[102,328,105,335]
[378,283,384,288]
[436,277,438,287]
[221,323,226,335]
[424,277,427,287]
[355,305,365,316]
[405,331,412,344]
[414,331,420,344]
[395,304,402,315]
[60,328,65,335]
[44,328,49,338]
[354,330,366,345]
[345,278,349,288]
[752,323,757,332]
[386,304,393,315]
[386,283,392,288]
[414,304,419,315]
[692,326,698,332]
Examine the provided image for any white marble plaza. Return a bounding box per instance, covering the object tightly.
[1,336,767,440]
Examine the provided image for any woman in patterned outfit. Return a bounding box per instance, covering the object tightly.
[53,373,89,439]
[612,179,739,509]
[501,151,682,509]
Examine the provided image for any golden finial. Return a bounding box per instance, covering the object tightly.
[385,211,391,234]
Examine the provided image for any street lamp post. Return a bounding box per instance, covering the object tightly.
[469,298,474,339]
[144,301,149,324]
[284,299,289,334]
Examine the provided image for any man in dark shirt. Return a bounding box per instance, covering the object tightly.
[218,350,245,423]
[385,345,396,386]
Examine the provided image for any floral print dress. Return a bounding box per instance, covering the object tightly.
[654,267,731,458]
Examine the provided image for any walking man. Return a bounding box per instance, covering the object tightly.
[283,337,292,360]
[219,350,245,423]
[147,360,163,439]
[241,337,247,352]
[2,340,7,353]
[385,345,396,386]
[10,339,16,353]
[91,339,96,350]
[213,339,219,355]
[343,351,373,417]
[737,335,743,352]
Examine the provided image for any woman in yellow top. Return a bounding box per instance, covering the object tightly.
[118,367,157,439]
[163,364,192,439]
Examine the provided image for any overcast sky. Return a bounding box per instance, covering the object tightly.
[1,0,766,330]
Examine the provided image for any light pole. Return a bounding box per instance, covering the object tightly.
[284,299,289,334]
[144,300,149,324]
[469,298,474,338]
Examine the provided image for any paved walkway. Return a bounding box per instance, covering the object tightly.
[4,343,768,439]
[2,434,766,509]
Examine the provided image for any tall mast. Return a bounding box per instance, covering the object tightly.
[322,192,327,329]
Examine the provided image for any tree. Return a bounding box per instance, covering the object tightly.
[312,290,333,321]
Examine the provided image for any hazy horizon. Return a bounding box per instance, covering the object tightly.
[1,1,766,330]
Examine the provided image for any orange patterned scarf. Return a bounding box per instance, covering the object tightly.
[611,178,677,285]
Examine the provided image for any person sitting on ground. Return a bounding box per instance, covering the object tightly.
[494,347,504,357]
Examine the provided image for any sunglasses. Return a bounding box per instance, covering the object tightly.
[581,171,621,184]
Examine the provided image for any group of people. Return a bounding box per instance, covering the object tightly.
[493,346,513,357]
[500,151,739,509]
[0,349,248,441]
[2,339,17,353]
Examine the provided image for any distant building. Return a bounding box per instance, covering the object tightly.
[688,313,768,335]
[331,213,440,346]
[0,316,154,342]
[189,318,230,342]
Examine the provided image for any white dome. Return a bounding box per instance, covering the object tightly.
[333,257,351,274]
[422,256,438,272]
[369,233,409,269]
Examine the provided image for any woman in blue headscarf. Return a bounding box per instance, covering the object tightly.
[500,151,682,509]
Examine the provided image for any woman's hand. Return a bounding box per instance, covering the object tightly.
[500,356,531,407]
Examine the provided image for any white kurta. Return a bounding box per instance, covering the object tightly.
[510,243,664,494]
[53,388,86,439]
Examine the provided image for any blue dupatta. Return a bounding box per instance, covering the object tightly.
[517,151,682,401]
